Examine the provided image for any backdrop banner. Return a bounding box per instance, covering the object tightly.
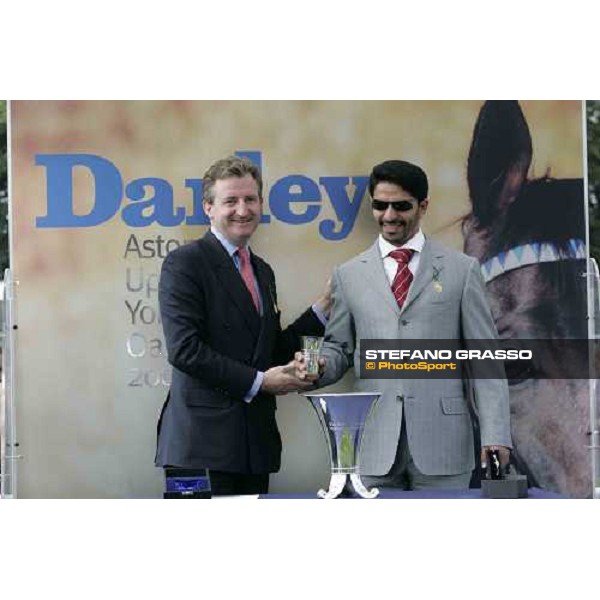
[9,100,589,498]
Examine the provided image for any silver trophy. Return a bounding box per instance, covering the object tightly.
[304,392,381,499]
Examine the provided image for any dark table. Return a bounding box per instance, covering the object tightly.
[260,487,565,499]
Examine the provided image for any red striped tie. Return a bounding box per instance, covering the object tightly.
[237,247,260,311]
[389,248,414,309]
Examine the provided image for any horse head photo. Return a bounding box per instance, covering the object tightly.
[463,101,590,497]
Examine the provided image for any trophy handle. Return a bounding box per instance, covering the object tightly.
[350,474,379,499]
[317,473,348,499]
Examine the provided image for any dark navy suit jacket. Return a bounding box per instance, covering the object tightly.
[155,231,324,474]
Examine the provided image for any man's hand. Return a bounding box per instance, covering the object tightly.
[294,351,326,383]
[480,445,511,468]
[314,277,332,319]
[261,361,314,395]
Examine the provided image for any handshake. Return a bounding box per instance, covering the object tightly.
[260,351,327,395]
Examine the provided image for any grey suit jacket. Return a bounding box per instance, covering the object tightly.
[318,237,512,476]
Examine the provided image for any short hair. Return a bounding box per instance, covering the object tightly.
[368,160,429,202]
[202,155,263,204]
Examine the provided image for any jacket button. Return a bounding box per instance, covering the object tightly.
[401,319,409,326]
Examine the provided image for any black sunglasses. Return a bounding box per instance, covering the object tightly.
[371,199,417,212]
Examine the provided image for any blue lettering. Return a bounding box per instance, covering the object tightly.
[122,178,182,227]
[34,151,367,239]
[319,176,368,241]
[269,175,321,225]
[184,179,209,225]
[35,154,123,228]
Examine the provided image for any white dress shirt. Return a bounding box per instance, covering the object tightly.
[378,228,425,286]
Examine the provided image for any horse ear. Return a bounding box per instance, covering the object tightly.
[467,101,532,226]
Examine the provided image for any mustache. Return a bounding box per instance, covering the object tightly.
[381,219,406,226]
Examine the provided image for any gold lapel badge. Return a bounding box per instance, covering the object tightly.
[432,265,443,293]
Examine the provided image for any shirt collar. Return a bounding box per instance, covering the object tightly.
[211,226,249,258]
[378,229,425,259]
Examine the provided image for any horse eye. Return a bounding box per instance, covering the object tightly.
[504,359,536,386]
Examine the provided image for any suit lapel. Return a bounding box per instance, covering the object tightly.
[203,231,260,338]
[402,238,444,312]
[252,257,277,361]
[253,257,276,319]
[359,242,401,316]
[358,237,445,316]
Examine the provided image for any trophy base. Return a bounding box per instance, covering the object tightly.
[317,473,379,499]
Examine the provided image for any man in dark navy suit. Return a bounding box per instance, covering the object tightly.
[155,155,329,495]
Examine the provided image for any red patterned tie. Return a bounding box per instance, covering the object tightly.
[237,247,260,311]
[389,248,414,309]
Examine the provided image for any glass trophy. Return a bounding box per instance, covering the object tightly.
[301,336,324,376]
[304,392,381,499]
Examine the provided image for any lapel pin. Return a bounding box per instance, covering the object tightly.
[432,265,443,293]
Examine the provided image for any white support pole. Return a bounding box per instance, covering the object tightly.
[582,102,600,499]
[1,268,18,498]
[587,260,600,499]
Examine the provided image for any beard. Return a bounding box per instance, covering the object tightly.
[380,219,411,245]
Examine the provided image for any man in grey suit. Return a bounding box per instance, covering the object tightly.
[298,160,512,490]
